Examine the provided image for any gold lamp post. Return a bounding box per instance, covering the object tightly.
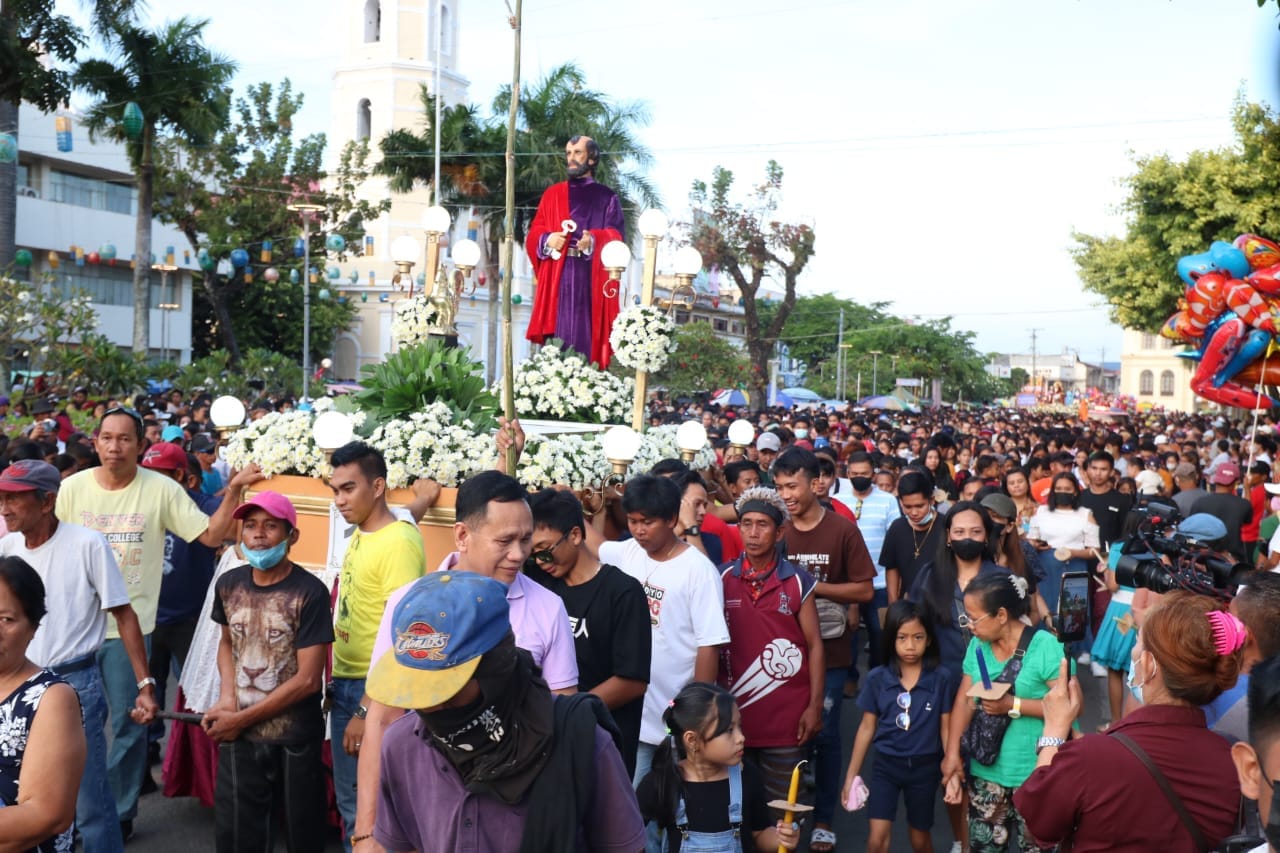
[390,235,420,296]
[600,240,631,300]
[425,238,482,345]
[209,395,246,444]
[675,420,708,464]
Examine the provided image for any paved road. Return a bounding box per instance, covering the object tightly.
[125,652,1109,852]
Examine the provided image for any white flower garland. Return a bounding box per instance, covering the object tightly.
[390,294,439,349]
[516,433,612,491]
[507,342,633,424]
[630,424,717,474]
[368,402,495,488]
[609,306,676,373]
[224,405,368,478]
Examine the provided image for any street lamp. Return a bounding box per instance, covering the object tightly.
[631,209,668,430]
[581,424,643,515]
[210,395,246,441]
[423,238,481,344]
[869,350,882,397]
[660,246,702,315]
[152,262,179,363]
[422,205,451,288]
[390,235,421,295]
[287,202,328,401]
[676,420,708,464]
[838,343,853,400]
[312,410,354,471]
[726,418,755,462]
[600,241,631,299]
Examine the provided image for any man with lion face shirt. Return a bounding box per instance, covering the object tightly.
[202,491,333,853]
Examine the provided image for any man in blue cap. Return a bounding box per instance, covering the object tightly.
[366,571,643,852]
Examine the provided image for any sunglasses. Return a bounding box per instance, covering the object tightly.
[895,691,911,731]
[530,531,570,564]
[102,406,144,429]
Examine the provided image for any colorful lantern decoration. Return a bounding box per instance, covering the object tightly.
[512,294,522,304]
[361,292,368,302]
[263,267,280,283]
[325,234,346,253]
[230,248,249,268]
[74,246,84,266]
[86,252,100,265]
[183,250,190,265]
[165,245,176,265]
[244,269,254,283]
[289,269,300,284]
[364,234,375,256]
[260,240,272,263]
[327,266,340,280]
[47,251,59,269]
[309,267,318,284]
[349,270,359,284]
[122,102,144,140]
[318,288,330,301]
[197,249,214,271]
[14,249,32,267]
[293,237,305,257]
[100,244,117,263]
[368,270,376,286]
[54,116,72,152]
[0,133,17,164]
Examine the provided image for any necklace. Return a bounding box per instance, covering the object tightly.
[642,539,681,588]
[911,514,936,559]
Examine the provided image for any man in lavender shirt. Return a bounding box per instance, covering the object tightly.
[352,472,578,852]
[366,570,642,852]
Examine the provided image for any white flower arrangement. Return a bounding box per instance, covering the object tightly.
[507,342,633,424]
[390,294,439,349]
[630,424,717,474]
[224,411,329,478]
[367,402,495,488]
[516,433,612,491]
[609,306,676,373]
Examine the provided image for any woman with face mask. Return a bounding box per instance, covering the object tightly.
[1026,473,1100,615]
[1014,592,1245,852]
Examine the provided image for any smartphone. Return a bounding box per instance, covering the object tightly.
[1057,571,1091,645]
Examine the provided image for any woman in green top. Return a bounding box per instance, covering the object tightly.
[941,572,1064,853]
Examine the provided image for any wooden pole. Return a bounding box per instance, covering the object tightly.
[501,0,522,472]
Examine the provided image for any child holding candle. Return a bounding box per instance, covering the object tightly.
[841,600,954,853]
[636,682,800,852]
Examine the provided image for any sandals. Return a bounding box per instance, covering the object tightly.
[810,827,837,852]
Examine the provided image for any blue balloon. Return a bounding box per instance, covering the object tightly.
[1177,252,1215,286]
[1208,241,1251,280]
[1214,328,1272,387]
[230,248,250,268]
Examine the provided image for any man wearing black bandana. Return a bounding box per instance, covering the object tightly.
[365,571,644,852]
[1234,654,1280,853]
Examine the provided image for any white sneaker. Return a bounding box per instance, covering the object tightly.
[1090,662,1107,678]
[1076,652,1092,665]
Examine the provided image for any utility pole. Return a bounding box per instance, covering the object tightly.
[835,307,844,399]
[1030,327,1043,391]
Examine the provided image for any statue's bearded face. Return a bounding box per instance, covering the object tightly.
[565,138,595,178]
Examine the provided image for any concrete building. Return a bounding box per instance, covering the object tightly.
[11,103,197,366]
[1117,328,1199,412]
[986,349,1119,395]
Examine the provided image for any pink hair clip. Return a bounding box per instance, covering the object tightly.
[1207,610,1247,656]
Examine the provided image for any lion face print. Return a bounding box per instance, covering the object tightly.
[223,581,302,740]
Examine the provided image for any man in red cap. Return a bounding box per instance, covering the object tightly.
[0,458,156,853]
[201,491,333,853]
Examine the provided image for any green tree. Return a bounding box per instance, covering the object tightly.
[1007,366,1029,395]
[153,80,385,362]
[0,271,100,386]
[689,162,816,410]
[376,66,659,377]
[1073,98,1280,331]
[75,17,236,355]
[652,321,751,399]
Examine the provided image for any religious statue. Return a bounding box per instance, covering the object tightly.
[525,135,625,368]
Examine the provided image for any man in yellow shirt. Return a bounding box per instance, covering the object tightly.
[328,441,425,852]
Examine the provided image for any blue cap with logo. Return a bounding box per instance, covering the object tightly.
[366,571,511,709]
[1178,513,1228,544]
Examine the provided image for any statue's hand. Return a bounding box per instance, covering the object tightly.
[546,233,568,253]
[577,231,592,254]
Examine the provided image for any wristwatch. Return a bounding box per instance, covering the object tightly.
[137,677,157,692]
[684,526,701,538]
[1008,696,1022,719]
[1036,735,1067,753]
[354,704,369,720]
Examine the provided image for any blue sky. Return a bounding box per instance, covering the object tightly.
[61,0,1280,363]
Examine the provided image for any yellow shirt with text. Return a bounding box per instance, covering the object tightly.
[333,520,425,679]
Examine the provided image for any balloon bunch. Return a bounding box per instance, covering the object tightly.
[1162,234,1280,409]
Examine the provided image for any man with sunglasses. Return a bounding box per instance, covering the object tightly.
[55,405,262,842]
[526,488,650,777]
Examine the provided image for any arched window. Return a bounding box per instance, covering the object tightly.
[1160,370,1175,396]
[440,4,452,56]
[363,0,380,42]
[1139,370,1154,395]
[356,99,371,141]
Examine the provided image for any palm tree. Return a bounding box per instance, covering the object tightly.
[75,18,235,354]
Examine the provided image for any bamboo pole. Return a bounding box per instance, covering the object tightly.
[501,0,522,472]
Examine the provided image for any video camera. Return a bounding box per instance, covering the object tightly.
[1113,498,1248,601]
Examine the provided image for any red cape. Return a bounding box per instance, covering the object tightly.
[525,181,623,368]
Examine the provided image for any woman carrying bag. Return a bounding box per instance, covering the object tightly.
[942,572,1064,853]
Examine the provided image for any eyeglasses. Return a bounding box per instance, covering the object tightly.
[957,612,991,630]
[895,691,911,731]
[530,532,570,564]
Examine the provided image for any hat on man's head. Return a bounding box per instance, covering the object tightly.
[0,396,10,406]
[0,459,61,494]
[756,432,781,452]
[1173,462,1198,481]
[189,433,217,454]
[979,492,1017,522]
[161,425,184,443]
[1178,513,1228,544]
[232,491,297,529]
[1211,462,1241,486]
[141,442,188,473]
[367,572,511,710]
[31,399,53,415]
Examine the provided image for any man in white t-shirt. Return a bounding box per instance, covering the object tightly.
[0,460,156,853]
[594,474,729,794]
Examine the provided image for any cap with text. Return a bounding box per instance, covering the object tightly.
[141,442,188,473]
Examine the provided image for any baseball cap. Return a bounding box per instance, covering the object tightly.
[161,425,184,442]
[190,433,217,454]
[1172,462,1198,481]
[756,432,781,452]
[1178,513,1228,544]
[0,396,9,406]
[141,442,188,472]
[979,492,1017,522]
[1210,462,1241,485]
[1265,482,1280,496]
[0,460,61,493]
[367,572,511,710]
[232,491,298,528]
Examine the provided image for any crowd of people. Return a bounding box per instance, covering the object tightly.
[3,384,1280,851]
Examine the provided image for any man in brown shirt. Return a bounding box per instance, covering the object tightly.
[773,446,875,851]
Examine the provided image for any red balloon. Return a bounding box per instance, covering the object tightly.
[1235,233,1280,270]
[86,252,100,265]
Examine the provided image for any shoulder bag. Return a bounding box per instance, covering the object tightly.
[960,626,1036,766]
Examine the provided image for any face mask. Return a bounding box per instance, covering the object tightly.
[1052,492,1076,508]
[850,476,873,493]
[950,538,985,561]
[794,429,809,439]
[1125,652,1152,706]
[911,510,934,527]
[242,540,288,571]
[1166,462,1177,471]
